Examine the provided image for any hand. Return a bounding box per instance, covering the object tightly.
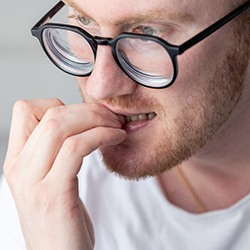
[3,99,127,250]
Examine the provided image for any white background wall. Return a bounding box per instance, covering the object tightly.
[0,0,81,174]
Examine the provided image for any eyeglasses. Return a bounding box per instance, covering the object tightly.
[31,1,250,89]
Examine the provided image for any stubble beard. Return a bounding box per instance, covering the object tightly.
[99,24,249,181]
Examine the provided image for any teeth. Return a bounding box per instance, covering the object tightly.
[125,112,156,122]
[148,113,156,120]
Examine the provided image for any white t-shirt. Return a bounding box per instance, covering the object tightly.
[0,150,250,250]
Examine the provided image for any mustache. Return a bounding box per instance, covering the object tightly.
[99,94,159,112]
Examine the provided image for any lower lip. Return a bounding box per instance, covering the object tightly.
[122,118,155,134]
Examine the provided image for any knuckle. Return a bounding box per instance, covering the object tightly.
[62,137,81,155]
[44,105,64,120]
[50,98,64,106]
[43,118,63,136]
[13,99,33,115]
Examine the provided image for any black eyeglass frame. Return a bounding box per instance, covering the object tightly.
[31,1,250,89]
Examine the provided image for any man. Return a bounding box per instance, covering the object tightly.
[0,0,249,249]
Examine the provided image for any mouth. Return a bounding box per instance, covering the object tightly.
[121,112,157,133]
[124,112,157,122]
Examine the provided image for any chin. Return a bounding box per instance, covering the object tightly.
[99,138,186,181]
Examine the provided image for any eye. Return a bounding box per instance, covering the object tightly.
[133,26,156,36]
[68,9,97,28]
[68,11,100,35]
[77,15,96,26]
[131,23,182,44]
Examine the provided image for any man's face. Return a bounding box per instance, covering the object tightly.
[66,0,249,179]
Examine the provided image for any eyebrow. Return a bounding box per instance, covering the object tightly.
[63,0,195,25]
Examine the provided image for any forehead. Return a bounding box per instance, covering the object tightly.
[63,0,224,25]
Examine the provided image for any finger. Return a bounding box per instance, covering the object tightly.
[6,98,64,159]
[23,103,124,182]
[46,127,127,188]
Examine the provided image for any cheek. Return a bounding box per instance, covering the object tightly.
[151,37,229,124]
[177,47,214,89]
[178,27,234,88]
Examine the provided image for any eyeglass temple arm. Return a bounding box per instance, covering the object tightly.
[32,1,65,30]
[178,1,250,55]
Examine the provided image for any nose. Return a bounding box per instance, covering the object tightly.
[83,45,137,100]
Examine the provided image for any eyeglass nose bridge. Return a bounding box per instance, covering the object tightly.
[89,36,117,60]
[93,36,113,46]
[90,35,119,66]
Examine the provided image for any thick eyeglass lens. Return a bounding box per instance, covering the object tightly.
[116,37,174,88]
[42,28,95,76]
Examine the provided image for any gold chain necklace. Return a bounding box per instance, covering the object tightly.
[176,166,207,213]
